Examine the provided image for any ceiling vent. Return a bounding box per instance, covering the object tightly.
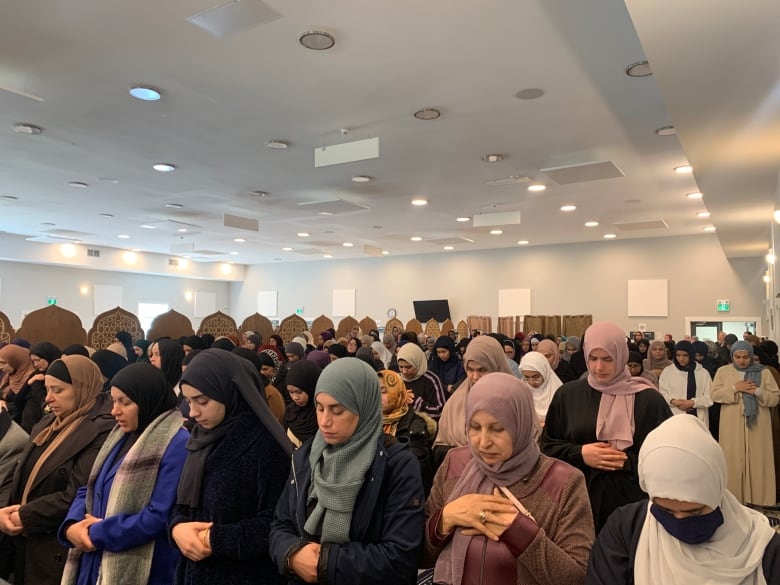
[186,0,282,39]
[297,199,369,215]
[168,258,180,266]
[613,219,669,231]
[223,214,259,232]
[541,161,624,184]
[428,236,476,246]
[87,248,100,257]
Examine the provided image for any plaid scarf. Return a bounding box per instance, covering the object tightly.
[62,409,184,585]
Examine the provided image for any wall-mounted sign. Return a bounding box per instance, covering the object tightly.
[717,299,730,312]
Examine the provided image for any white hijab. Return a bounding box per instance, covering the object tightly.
[518,351,562,422]
[371,340,393,369]
[635,415,775,585]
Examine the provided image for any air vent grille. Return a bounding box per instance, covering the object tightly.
[169,258,179,266]
[87,249,100,257]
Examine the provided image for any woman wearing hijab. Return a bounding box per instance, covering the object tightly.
[306,350,330,370]
[149,339,184,394]
[0,409,27,510]
[425,373,594,585]
[269,358,425,585]
[169,349,291,585]
[370,340,393,370]
[345,337,361,357]
[711,340,780,506]
[0,356,114,585]
[626,351,658,388]
[658,340,713,428]
[643,340,672,379]
[114,332,135,366]
[430,336,466,395]
[519,351,562,428]
[231,348,286,422]
[538,339,575,383]
[132,339,151,363]
[259,347,287,393]
[283,360,321,448]
[397,342,447,421]
[585,414,780,585]
[62,344,90,358]
[59,363,188,585]
[0,344,35,417]
[565,336,587,379]
[381,332,399,371]
[15,342,60,433]
[540,322,671,532]
[182,336,204,357]
[90,349,128,393]
[434,336,514,466]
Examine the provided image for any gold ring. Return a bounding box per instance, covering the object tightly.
[479,510,487,524]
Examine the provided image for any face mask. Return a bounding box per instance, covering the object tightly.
[650,503,724,544]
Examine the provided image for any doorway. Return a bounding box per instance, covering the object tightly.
[688,319,757,341]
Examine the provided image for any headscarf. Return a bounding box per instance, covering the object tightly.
[307,350,331,369]
[153,339,184,390]
[183,335,204,351]
[318,331,333,349]
[259,349,282,383]
[519,351,562,422]
[110,363,177,433]
[644,340,673,373]
[284,342,305,360]
[327,343,347,359]
[232,347,262,371]
[105,342,128,360]
[115,331,134,363]
[628,351,645,373]
[133,339,151,362]
[673,341,697,405]
[430,336,463,386]
[584,322,651,450]
[305,358,382,544]
[355,347,379,371]
[634,415,775,585]
[371,341,393,369]
[435,373,540,585]
[396,342,428,382]
[270,334,285,350]
[501,339,518,362]
[177,349,292,507]
[11,338,31,349]
[259,344,284,363]
[91,349,129,391]
[0,344,35,393]
[62,344,89,357]
[435,336,512,448]
[200,334,215,349]
[29,342,61,368]
[537,339,561,370]
[692,341,709,359]
[730,341,763,427]
[210,337,236,351]
[284,360,321,443]
[379,370,410,436]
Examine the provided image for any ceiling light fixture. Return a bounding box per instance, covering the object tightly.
[528,184,546,192]
[774,210,780,224]
[517,240,529,245]
[674,164,693,174]
[265,140,289,149]
[219,263,232,276]
[153,163,176,172]
[60,243,77,258]
[414,108,441,121]
[767,253,777,264]
[443,246,454,250]
[411,198,428,206]
[697,211,711,218]
[561,205,577,212]
[249,190,269,198]
[764,274,771,284]
[117,234,130,239]
[283,247,293,251]
[456,217,470,222]
[323,253,333,259]
[177,228,187,233]
[655,125,677,136]
[352,176,371,183]
[687,192,703,199]
[515,88,545,100]
[342,242,354,247]
[233,238,246,243]
[381,250,390,255]
[178,259,188,270]
[297,232,310,237]
[139,224,156,229]
[625,60,652,77]
[704,226,716,232]
[122,251,138,265]
[129,86,161,101]
[13,123,43,135]
[490,229,503,235]
[482,154,504,163]
[68,181,88,188]
[603,233,617,239]
[165,203,183,209]
[410,236,422,242]
[229,251,239,255]
[299,30,335,50]
[584,221,599,227]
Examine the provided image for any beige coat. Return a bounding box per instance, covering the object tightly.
[712,365,779,505]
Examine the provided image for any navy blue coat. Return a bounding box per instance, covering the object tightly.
[168,411,290,585]
[269,435,425,585]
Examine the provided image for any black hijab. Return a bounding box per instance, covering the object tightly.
[673,340,697,407]
[183,335,204,351]
[91,349,129,392]
[62,344,89,357]
[283,360,321,444]
[115,331,135,365]
[232,347,262,371]
[29,341,62,368]
[210,337,236,351]
[110,363,177,432]
[155,339,184,389]
[176,349,292,507]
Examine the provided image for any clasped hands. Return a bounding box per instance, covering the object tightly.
[440,488,519,542]
[0,505,23,536]
[735,380,757,395]
[172,521,213,562]
[670,398,695,411]
[582,442,628,471]
[65,513,101,551]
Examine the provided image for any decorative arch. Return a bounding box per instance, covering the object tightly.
[146,309,194,341]
[457,320,469,341]
[359,317,378,337]
[405,319,423,334]
[239,313,275,344]
[335,316,360,340]
[197,311,238,339]
[16,305,87,348]
[424,318,441,340]
[441,319,455,337]
[87,307,144,349]
[384,317,404,335]
[278,314,307,343]
[310,315,335,341]
[0,310,15,345]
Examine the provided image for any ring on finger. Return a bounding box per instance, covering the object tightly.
[479,510,488,524]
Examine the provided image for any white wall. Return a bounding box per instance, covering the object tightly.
[0,261,231,330]
[230,234,766,338]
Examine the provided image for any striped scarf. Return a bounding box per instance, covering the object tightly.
[62,409,184,585]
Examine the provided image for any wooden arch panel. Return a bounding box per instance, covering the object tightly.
[0,310,15,345]
[424,319,441,339]
[87,307,144,350]
[197,311,238,338]
[359,317,378,336]
[441,319,455,337]
[278,314,307,343]
[405,319,423,334]
[310,315,334,341]
[335,316,359,340]
[457,320,469,341]
[146,309,194,341]
[17,305,87,348]
[239,313,275,344]
[384,317,404,335]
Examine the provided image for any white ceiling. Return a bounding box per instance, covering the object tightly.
[0,0,775,266]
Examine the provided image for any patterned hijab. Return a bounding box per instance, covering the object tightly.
[379,370,410,435]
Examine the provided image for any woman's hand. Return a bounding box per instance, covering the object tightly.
[671,399,695,411]
[65,514,101,551]
[0,505,23,536]
[290,542,321,583]
[581,442,628,471]
[28,373,45,384]
[735,380,757,395]
[440,493,518,541]
[172,521,213,562]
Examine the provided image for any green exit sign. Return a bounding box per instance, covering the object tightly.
[717,299,730,312]
[47,297,57,306]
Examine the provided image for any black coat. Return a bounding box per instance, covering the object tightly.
[168,411,290,585]
[2,393,114,585]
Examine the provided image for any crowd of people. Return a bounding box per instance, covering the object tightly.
[0,322,775,585]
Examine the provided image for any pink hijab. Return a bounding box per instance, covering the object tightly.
[584,322,650,450]
[537,339,560,370]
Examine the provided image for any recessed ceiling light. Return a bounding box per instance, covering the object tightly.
[490,229,503,235]
[13,123,43,135]
[122,251,138,265]
[625,60,652,77]
[153,163,176,172]
[528,184,546,192]
[117,234,130,239]
[299,30,335,50]
[139,224,156,229]
[297,232,310,237]
[517,240,529,245]
[697,211,711,218]
[411,198,428,206]
[704,226,716,232]
[229,251,239,255]
[249,190,269,198]
[482,154,504,163]
[342,242,354,247]
[655,125,677,136]
[687,192,703,199]
[381,250,390,255]
[265,140,289,149]
[283,247,293,251]
[410,236,422,242]
[68,181,88,188]
[99,213,114,218]
[233,238,246,243]
[219,263,232,275]
[584,221,599,227]
[165,203,183,209]
[60,243,77,258]
[352,176,372,183]
[319,211,333,216]
[177,228,187,233]
[561,205,577,212]
[456,217,470,222]
[515,88,545,100]
[443,246,454,250]
[323,253,333,259]
[0,195,19,201]
[674,165,693,174]
[414,108,441,120]
[603,233,617,239]
[129,86,161,101]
